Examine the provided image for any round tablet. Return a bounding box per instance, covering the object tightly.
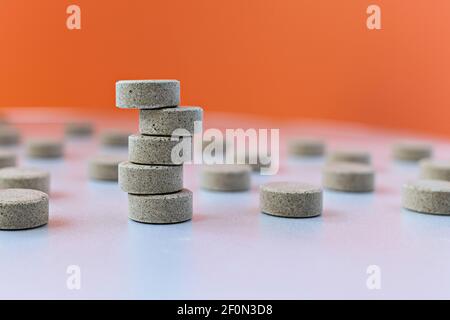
[65,122,94,137]
[322,163,375,192]
[128,189,193,224]
[139,107,203,136]
[260,182,322,218]
[0,150,16,168]
[116,80,180,109]
[420,159,450,181]
[0,167,50,193]
[392,141,432,161]
[0,126,20,145]
[26,138,64,158]
[0,189,48,230]
[88,155,126,181]
[200,165,251,191]
[326,149,371,164]
[288,138,325,157]
[100,130,130,147]
[402,180,450,215]
[118,161,183,195]
[129,134,192,165]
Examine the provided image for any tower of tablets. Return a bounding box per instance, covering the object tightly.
[116,80,202,224]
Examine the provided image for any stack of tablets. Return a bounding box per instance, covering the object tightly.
[116,80,202,224]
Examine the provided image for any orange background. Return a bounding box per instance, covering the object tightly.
[0,1,449,135]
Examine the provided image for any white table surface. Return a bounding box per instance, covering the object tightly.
[1,112,450,300]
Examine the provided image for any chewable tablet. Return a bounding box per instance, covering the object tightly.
[128,189,193,224]
[402,179,450,215]
[322,163,375,192]
[139,107,202,136]
[260,182,322,218]
[116,80,180,109]
[0,189,48,230]
[118,161,183,195]
[129,134,192,165]
[0,167,50,193]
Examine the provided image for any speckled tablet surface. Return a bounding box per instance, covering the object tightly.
[0,167,50,193]
[128,189,192,224]
[0,189,48,230]
[402,179,450,215]
[139,107,202,136]
[260,182,322,218]
[118,161,183,194]
[129,134,192,165]
[116,80,180,109]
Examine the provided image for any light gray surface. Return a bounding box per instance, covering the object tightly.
[116,80,180,109]
[402,179,450,215]
[2,118,450,299]
[139,107,202,136]
[128,189,193,224]
[129,134,191,165]
[0,167,50,193]
[260,181,322,217]
[0,188,48,230]
[118,161,183,194]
